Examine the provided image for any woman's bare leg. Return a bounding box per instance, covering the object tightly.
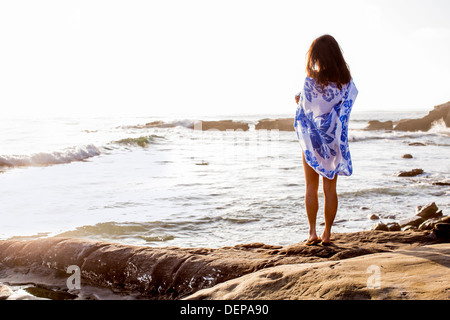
[302,154,319,242]
[321,175,338,243]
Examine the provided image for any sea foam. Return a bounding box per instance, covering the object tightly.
[0,144,101,168]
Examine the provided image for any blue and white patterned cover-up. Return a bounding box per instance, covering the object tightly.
[294,77,358,180]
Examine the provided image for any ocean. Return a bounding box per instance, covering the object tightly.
[1,111,449,248]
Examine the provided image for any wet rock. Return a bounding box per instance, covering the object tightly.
[436,210,444,218]
[368,214,379,220]
[395,117,431,131]
[394,101,450,131]
[360,206,370,211]
[408,142,426,146]
[402,225,417,232]
[397,168,424,177]
[255,118,295,131]
[189,120,249,131]
[416,202,440,220]
[185,243,450,300]
[365,120,393,130]
[0,232,446,300]
[418,218,440,231]
[371,221,389,231]
[402,154,413,159]
[399,216,425,228]
[398,203,443,232]
[432,181,450,186]
[387,222,401,231]
[418,220,432,231]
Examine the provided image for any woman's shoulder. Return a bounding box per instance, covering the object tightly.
[302,77,356,96]
[304,76,315,84]
[303,77,318,90]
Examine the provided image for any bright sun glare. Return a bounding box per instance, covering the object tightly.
[0,0,449,117]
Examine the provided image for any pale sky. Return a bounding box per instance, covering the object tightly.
[1,0,449,117]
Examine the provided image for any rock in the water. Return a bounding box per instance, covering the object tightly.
[189,120,249,131]
[368,214,380,220]
[387,222,401,231]
[394,101,450,132]
[402,154,413,159]
[255,118,295,131]
[397,169,424,177]
[432,181,450,186]
[371,221,389,231]
[408,142,426,146]
[366,120,393,130]
[416,202,439,220]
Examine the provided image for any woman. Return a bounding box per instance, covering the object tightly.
[294,35,358,245]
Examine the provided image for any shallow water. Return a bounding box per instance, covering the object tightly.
[0,111,449,248]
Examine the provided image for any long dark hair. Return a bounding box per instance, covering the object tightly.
[306,34,351,90]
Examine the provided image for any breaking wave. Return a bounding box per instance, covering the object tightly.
[0,134,167,170]
[0,144,101,169]
[113,134,165,148]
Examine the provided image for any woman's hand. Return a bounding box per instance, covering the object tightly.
[295,94,300,104]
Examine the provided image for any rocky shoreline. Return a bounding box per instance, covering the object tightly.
[366,101,450,131]
[133,118,297,132]
[0,224,449,300]
[128,101,450,133]
[186,242,450,300]
[371,202,450,233]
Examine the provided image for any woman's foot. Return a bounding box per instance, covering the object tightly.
[304,234,320,246]
[320,231,332,245]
